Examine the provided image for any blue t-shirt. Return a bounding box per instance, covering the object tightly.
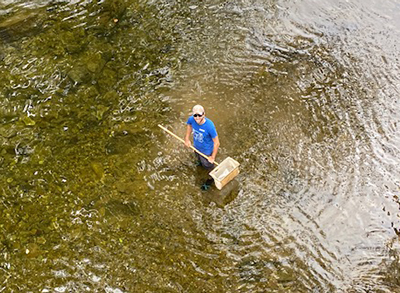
[186,116,218,155]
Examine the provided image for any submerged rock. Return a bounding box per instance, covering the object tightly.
[91,162,105,181]
[68,66,91,84]
[86,52,107,73]
[26,242,41,258]
[105,200,139,217]
[21,115,36,126]
[0,9,43,43]
[95,105,109,120]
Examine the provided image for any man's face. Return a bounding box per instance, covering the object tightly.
[193,112,204,124]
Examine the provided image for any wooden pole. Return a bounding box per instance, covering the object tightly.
[158,124,219,166]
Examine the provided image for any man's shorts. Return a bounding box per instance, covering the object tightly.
[195,152,215,170]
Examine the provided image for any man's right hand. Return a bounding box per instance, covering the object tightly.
[184,140,192,148]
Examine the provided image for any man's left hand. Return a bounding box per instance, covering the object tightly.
[208,156,215,164]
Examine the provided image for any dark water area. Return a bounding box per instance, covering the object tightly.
[1,0,400,291]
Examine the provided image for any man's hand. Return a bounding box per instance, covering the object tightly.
[208,156,215,164]
[184,139,192,148]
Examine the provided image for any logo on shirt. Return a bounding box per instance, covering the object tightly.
[193,130,204,143]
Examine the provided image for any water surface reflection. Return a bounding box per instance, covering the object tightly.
[1,0,400,291]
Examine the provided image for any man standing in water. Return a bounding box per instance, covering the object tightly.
[185,105,220,190]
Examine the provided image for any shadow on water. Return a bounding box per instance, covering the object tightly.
[202,179,240,208]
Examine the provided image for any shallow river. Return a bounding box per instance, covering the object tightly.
[1,0,400,292]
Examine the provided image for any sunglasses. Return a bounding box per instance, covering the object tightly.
[193,113,204,117]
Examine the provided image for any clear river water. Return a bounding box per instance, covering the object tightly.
[1,0,400,292]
